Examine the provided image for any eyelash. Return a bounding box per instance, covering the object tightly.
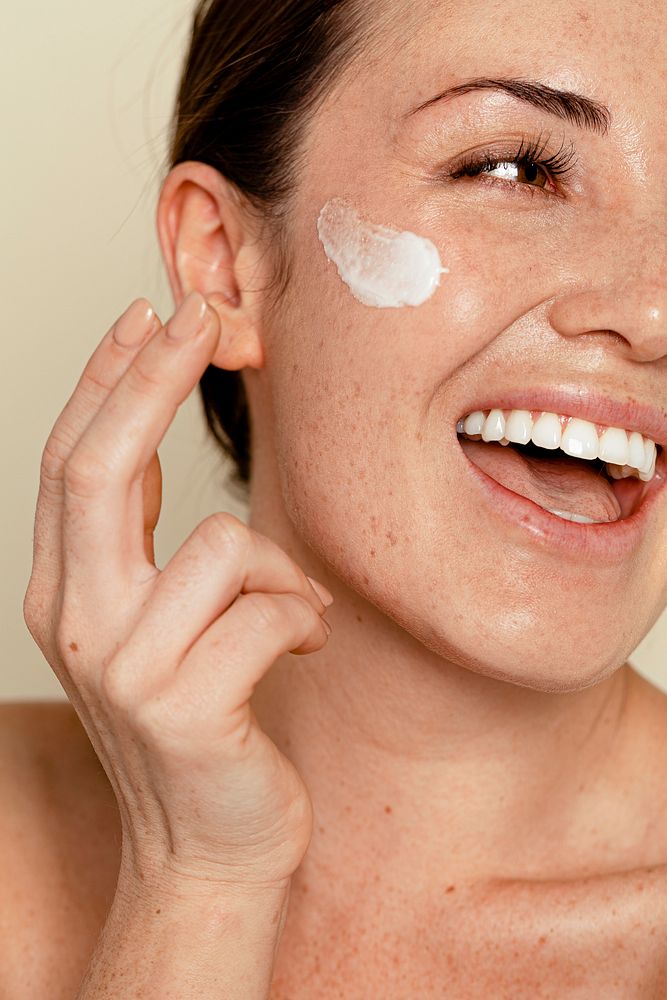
[448,133,578,199]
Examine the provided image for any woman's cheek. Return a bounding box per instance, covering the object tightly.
[426,221,544,362]
[268,198,544,529]
[310,197,495,369]
[268,201,515,488]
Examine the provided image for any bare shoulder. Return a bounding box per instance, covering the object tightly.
[0,698,88,763]
[0,699,116,821]
[0,701,121,999]
[0,697,122,881]
[0,699,90,809]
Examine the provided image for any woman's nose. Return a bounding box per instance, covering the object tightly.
[548,204,666,364]
[548,276,666,363]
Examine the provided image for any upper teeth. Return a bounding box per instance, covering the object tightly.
[456,409,658,482]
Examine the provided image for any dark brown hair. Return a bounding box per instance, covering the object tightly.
[167,0,367,490]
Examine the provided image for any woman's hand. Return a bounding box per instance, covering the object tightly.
[23,291,333,896]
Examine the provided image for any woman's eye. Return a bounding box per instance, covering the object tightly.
[448,136,577,197]
[481,159,549,189]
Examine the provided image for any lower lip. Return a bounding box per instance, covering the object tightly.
[454,436,667,564]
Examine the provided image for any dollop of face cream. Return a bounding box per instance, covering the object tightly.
[317,198,448,308]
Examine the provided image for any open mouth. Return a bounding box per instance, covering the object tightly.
[456,409,663,525]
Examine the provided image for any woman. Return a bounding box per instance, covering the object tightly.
[10,0,667,995]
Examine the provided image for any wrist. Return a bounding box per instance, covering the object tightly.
[115,860,291,920]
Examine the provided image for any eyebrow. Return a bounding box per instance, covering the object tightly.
[408,77,611,135]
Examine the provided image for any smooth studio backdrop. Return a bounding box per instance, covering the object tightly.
[2,1,665,700]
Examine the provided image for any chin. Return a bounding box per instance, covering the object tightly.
[407,599,642,695]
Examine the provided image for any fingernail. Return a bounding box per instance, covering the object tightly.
[113,298,157,347]
[307,576,334,607]
[167,291,209,341]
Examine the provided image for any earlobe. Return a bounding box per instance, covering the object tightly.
[156,161,265,373]
[205,292,265,372]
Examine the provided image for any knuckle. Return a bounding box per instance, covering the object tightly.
[101,657,137,711]
[195,512,249,560]
[244,592,282,633]
[125,357,163,400]
[243,591,312,637]
[39,428,77,489]
[289,593,319,631]
[79,364,114,399]
[22,582,39,626]
[23,582,49,645]
[63,445,112,498]
[39,442,63,487]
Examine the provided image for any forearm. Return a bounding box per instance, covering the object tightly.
[75,874,290,1000]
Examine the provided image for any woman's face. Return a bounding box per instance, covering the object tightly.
[253,0,667,690]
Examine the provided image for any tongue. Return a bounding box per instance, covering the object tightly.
[460,439,622,522]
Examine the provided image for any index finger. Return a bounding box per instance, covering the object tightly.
[31,299,162,595]
[62,292,222,588]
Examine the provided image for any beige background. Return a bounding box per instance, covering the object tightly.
[2,1,665,701]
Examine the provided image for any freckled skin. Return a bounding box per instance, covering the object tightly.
[241,5,665,686]
[161,0,667,991]
[257,0,667,690]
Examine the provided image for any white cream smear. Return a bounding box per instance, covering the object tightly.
[317,198,448,308]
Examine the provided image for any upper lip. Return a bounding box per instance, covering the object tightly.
[456,384,667,450]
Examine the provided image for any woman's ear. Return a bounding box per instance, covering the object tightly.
[156,161,265,372]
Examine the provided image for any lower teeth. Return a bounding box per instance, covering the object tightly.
[544,508,602,524]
